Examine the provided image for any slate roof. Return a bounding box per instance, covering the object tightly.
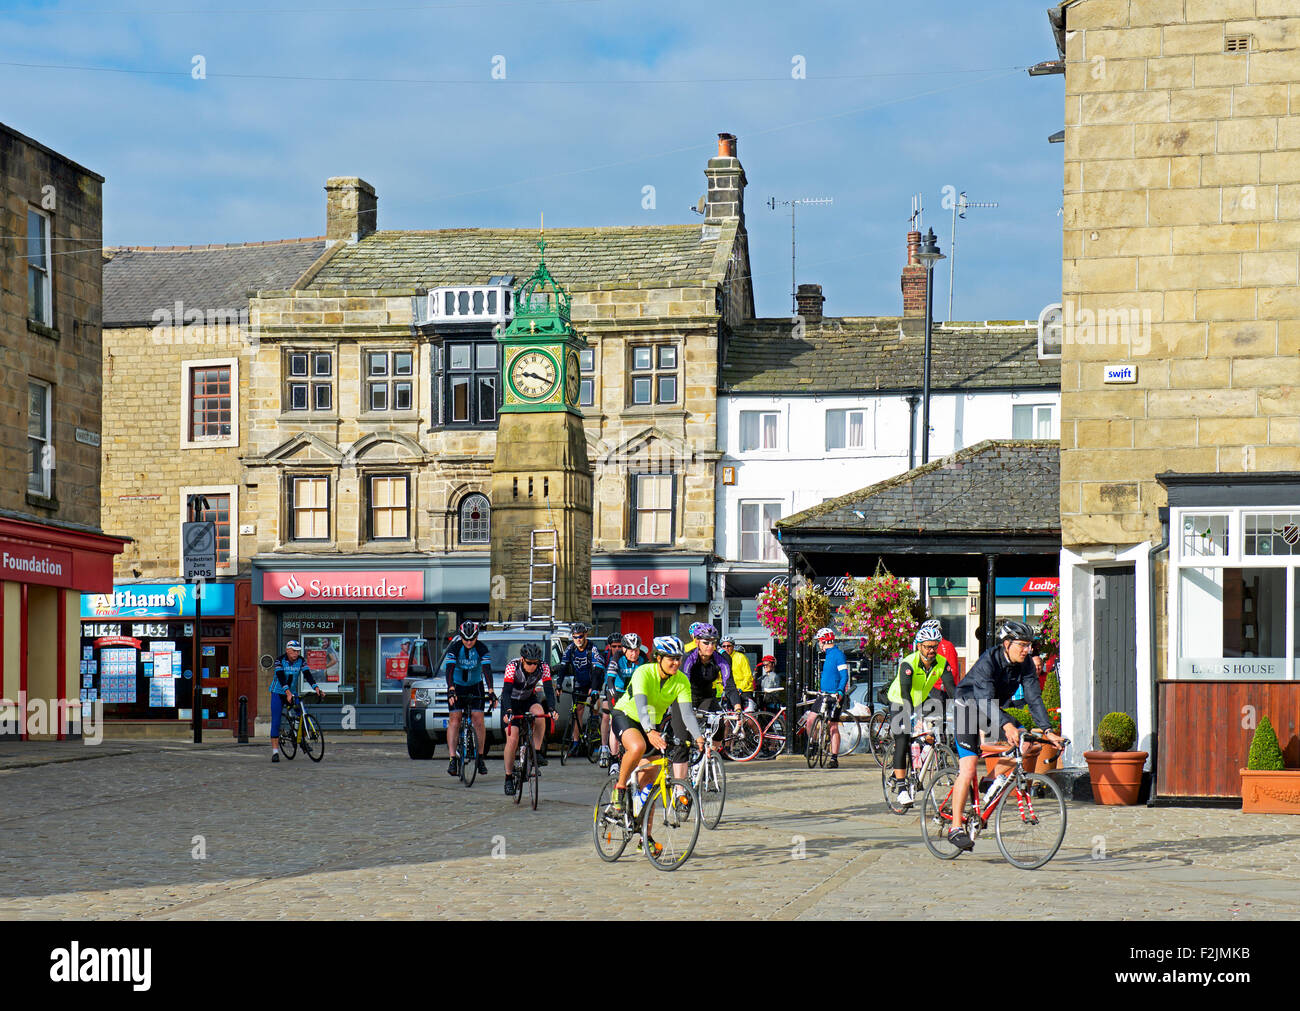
[723,319,1058,394]
[308,225,730,290]
[103,238,329,325]
[777,440,1060,534]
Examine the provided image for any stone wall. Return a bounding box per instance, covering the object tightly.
[1061,2,1300,549]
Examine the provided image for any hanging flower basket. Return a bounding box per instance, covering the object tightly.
[756,580,833,644]
[834,567,918,661]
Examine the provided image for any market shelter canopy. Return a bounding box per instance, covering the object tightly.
[773,439,1062,644]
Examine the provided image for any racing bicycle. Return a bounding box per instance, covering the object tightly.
[507,711,544,810]
[278,693,325,762]
[882,717,957,813]
[559,688,603,765]
[690,711,728,829]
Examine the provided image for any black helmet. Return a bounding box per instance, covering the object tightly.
[998,620,1035,644]
[571,622,589,637]
[519,643,542,662]
[459,620,480,640]
[606,632,623,648]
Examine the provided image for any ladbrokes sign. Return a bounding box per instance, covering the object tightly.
[261,570,424,602]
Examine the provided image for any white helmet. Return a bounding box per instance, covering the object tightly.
[815,627,835,647]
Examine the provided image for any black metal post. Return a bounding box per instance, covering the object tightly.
[984,553,998,650]
[193,581,203,744]
[921,266,934,465]
[906,395,919,470]
[237,694,249,744]
[785,555,797,754]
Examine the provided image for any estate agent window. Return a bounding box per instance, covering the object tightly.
[28,208,53,326]
[286,350,334,412]
[739,501,782,562]
[27,379,53,496]
[825,408,866,451]
[630,472,675,547]
[1171,507,1300,679]
[368,474,410,540]
[739,411,779,452]
[434,341,498,426]
[629,344,678,406]
[289,476,331,542]
[366,349,414,412]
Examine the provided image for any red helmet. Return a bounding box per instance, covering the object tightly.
[760,655,776,666]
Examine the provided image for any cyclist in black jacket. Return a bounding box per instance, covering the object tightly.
[947,620,1063,851]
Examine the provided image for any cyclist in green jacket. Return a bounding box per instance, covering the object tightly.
[886,620,955,806]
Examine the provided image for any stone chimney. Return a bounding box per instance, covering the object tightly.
[901,229,927,318]
[325,177,378,244]
[704,133,746,224]
[796,283,824,323]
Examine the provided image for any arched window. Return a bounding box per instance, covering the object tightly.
[459,493,490,545]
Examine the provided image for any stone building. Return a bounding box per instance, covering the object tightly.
[1051,0,1300,798]
[92,237,327,733]
[242,137,752,728]
[0,121,125,738]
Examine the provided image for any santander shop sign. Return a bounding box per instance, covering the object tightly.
[262,570,423,602]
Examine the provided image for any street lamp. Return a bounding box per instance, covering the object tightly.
[916,227,945,465]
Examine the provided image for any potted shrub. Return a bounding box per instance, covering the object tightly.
[1084,712,1147,805]
[1240,716,1300,814]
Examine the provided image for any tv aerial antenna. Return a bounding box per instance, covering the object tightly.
[947,191,998,323]
[767,195,833,315]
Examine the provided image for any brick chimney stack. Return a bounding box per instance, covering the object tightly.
[901,229,927,318]
[796,283,824,322]
[704,133,746,225]
[325,177,378,244]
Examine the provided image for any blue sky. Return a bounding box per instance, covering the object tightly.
[2,0,1066,321]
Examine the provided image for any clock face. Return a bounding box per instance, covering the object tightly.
[566,352,581,406]
[510,350,558,400]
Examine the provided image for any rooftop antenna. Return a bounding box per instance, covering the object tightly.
[910,192,923,232]
[947,191,998,323]
[767,195,834,314]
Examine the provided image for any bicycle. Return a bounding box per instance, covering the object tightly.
[753,691,819,759]
[690,711,728,829]
[593,728,702,871]
[450,690,494,788]
[867,709,892,768]
[804,692,845,768]
[881,717,956,814]
[559,688,603,766]
[506,711,544,810]
[716,706,763,762]
[920,731,1070,870]
[278,693,325,762]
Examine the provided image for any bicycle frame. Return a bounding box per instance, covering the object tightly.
[939,746,1035,834]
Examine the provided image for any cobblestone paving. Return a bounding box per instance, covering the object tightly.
[0,739,1297,920]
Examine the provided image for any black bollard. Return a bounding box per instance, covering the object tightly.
[237,695,249,744]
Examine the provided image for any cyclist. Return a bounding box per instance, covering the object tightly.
[270,639,323,763]
[886,619,956,806]
[681,623,742,718]
[443,620,496,778]
[559,622,604,757]
[719,636,756,711]
[815,627,849,769]
[501,643,558,796]
[610,635,707,850]
[947,620,1064,851]
[602,632,643,767]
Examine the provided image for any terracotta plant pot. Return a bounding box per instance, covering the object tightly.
[1084,750,1148,805]
[982,743,1014,778]
[1240,770,1300,814]
[1032,744,1060,773]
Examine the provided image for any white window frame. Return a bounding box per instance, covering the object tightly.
[1012,402,1057,440]
[179,484,239,576]
[738,500,783,562]
[28,207,53,327]
[180,357,239,449]
[738,410,780,453]
[825,407,869,452]
[27,378,53,497]
[1168,505,1300,681]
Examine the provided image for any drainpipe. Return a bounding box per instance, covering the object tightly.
[1146,506,1170,807]
[906,395,920,470]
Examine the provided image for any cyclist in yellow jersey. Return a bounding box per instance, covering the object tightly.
[611,635,705,820]
[720,636,755,711]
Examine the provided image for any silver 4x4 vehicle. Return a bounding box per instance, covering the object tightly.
[402,623,576,760]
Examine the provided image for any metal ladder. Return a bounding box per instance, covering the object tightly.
[528,528,557,622]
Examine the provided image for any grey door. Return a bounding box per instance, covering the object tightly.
[1093,566,1138,740]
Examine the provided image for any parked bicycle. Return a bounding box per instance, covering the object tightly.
[920,731,1070,869]
[278,694,325,762]
[593,729,702,871]
[753,691,820,759]
[882,717,956,814]
[507,712,543,810]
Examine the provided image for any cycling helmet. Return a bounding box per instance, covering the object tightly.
[570,622,589,637]
[285,640,301,651]
[915,619,944,645]
[815,627,836,646]
[519,643,542,662]
[621,632,641,650]
[760,654,776,666]
[605,632,623,648]
[688,621,708,639]
[458,620,480,640]
[720,634,736,647]
[695,623,720,643]
[653,635,685,657]
[998,620,1035,644]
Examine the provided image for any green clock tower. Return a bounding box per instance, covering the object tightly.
[489,240,593,624]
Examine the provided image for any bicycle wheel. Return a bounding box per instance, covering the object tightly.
[279,714,297,760]
[641,778,701,871]
[585,711,602,764]
[559,711,569,766]
[804,717,820,768]
[528,740,540,810]
[759,714,784,758]
[724,713,763,762]
[881,764,916,815]
[460,723,478,788]
[921,770,971,860]
[837,714,862,756]
[816,720,829,768]
[301,714,325,762]
[995,772,1067,870]
[696,751,726,829]
[868,711,891,768]
[593,778,631,862]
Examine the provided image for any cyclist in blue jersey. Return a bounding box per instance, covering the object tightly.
[442,620,496,778]
[601,632,644,766]
[815,627,849,769]
[270,640,323,763]
[559,622,604,757]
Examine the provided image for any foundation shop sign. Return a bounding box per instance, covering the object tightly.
[0,538,73,589]
[260,570,424,604]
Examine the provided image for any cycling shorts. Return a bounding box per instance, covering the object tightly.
[507,691,545,719]
[952,698,1019,758]
[611,709,690,763]
[450,684,485,713]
